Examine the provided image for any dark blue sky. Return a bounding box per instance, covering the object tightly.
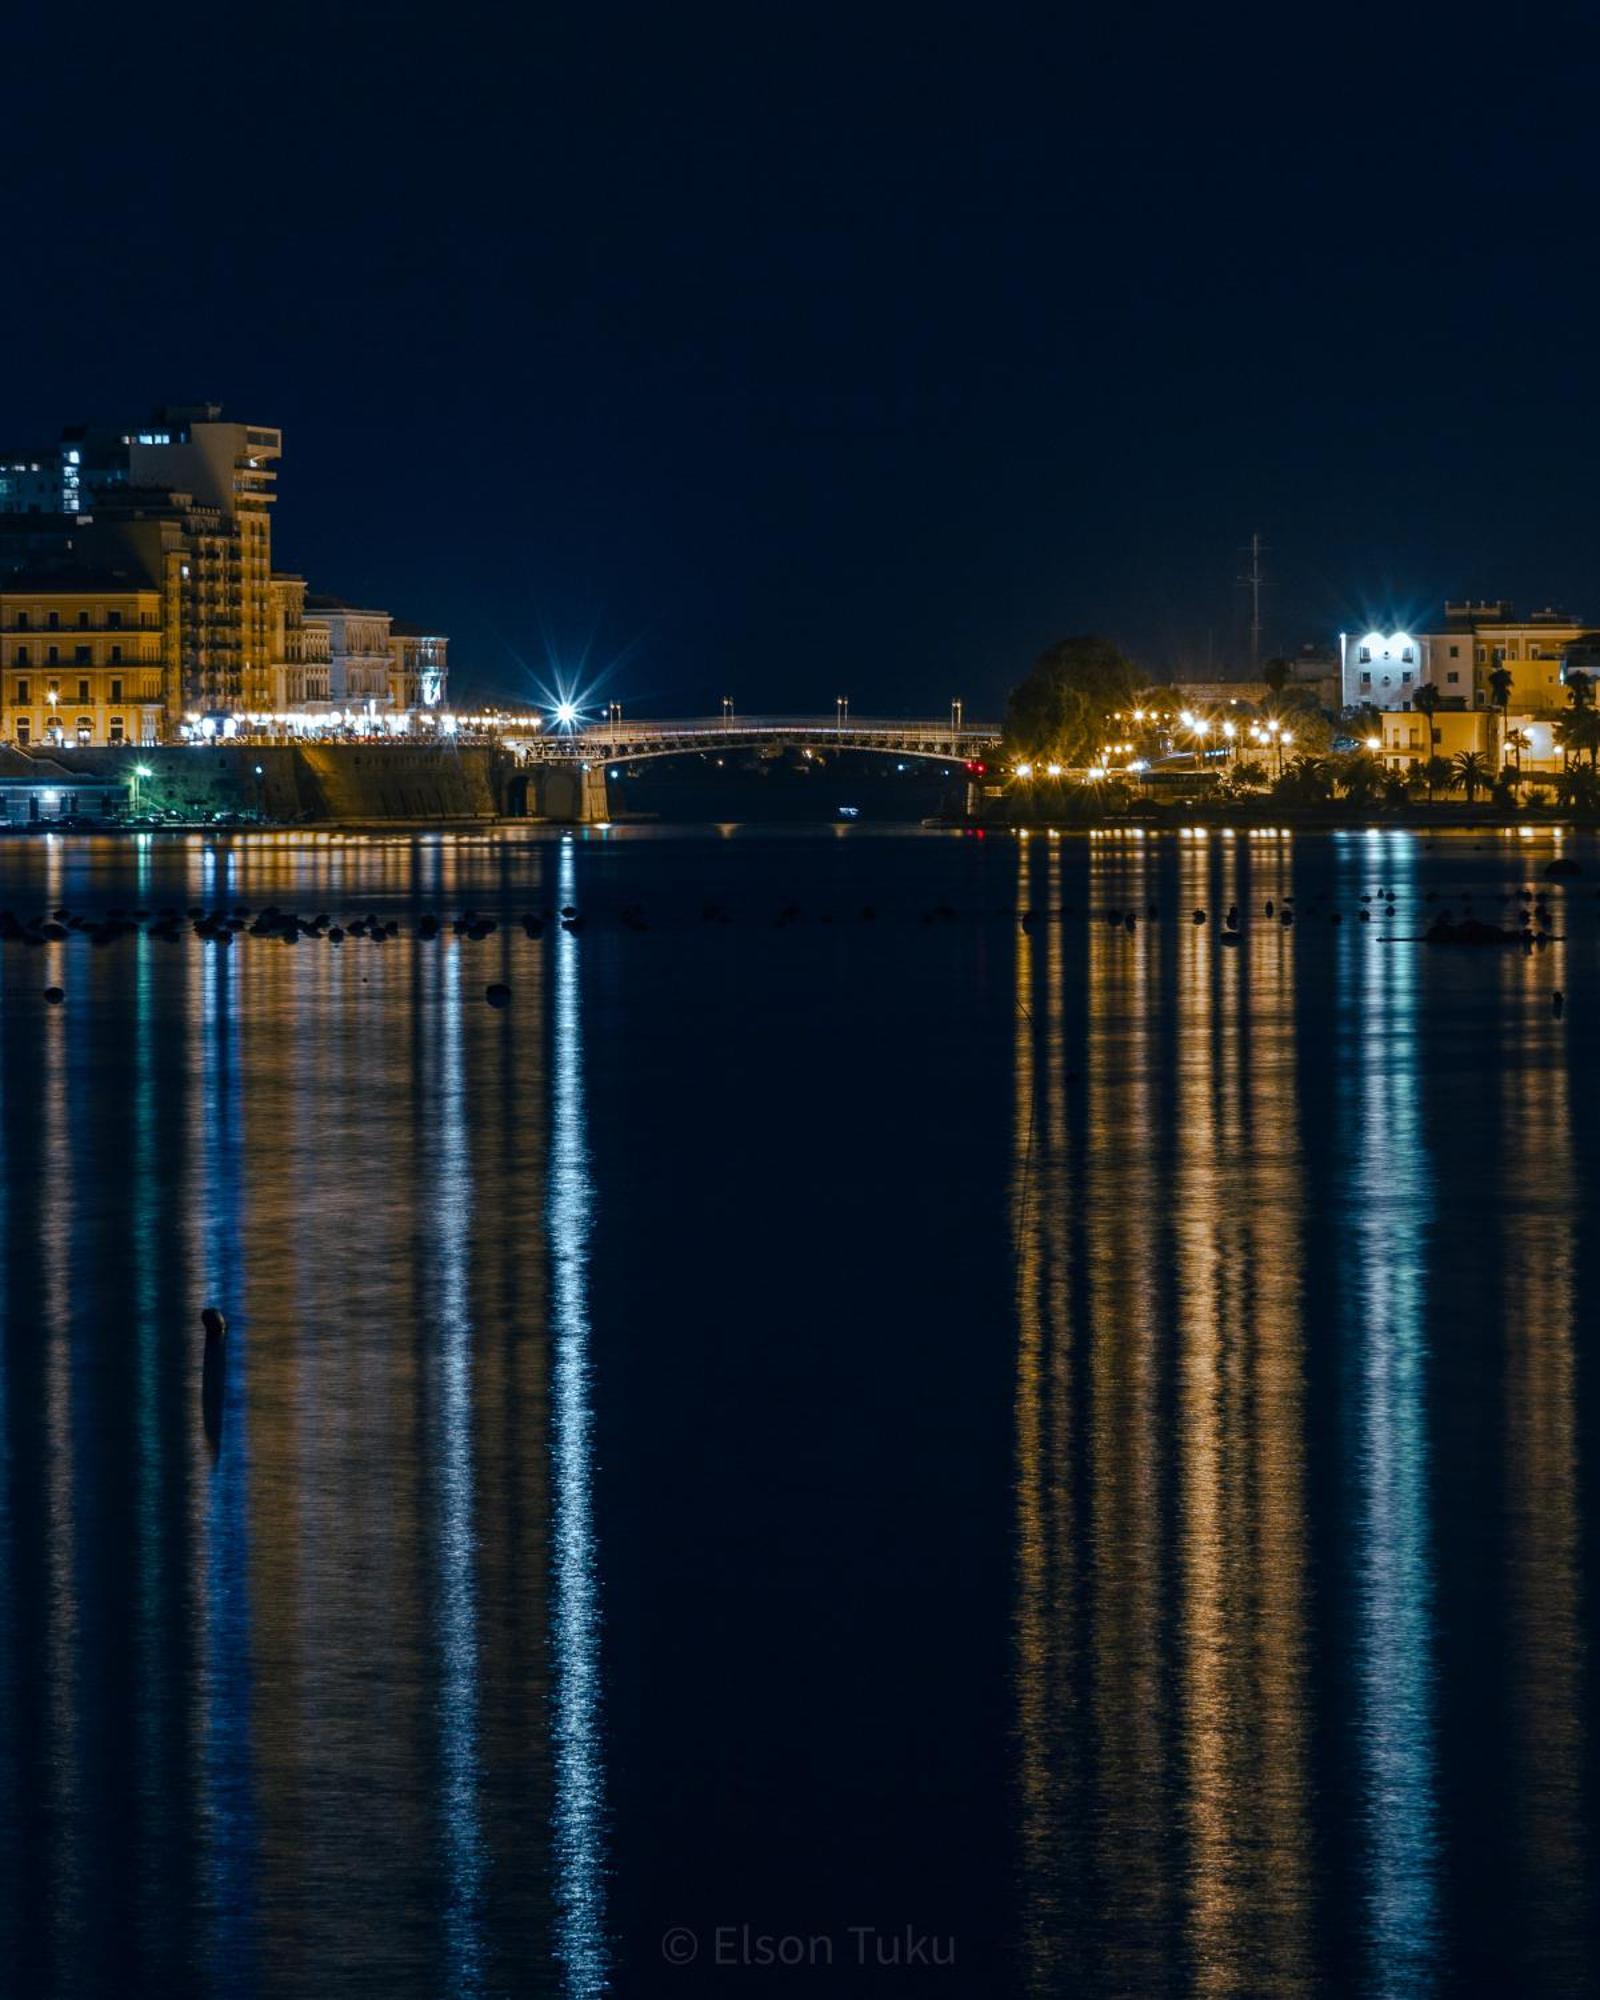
[5,2,1596,713]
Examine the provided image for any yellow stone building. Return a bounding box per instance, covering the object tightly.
[0,573,170,746]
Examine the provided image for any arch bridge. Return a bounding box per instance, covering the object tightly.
[508,715,1003,822]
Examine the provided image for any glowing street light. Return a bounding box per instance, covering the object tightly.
[1015,761,1034,779]
[1046,762,1062,777]
[1364,734,1381,752]
[554,700,579,728]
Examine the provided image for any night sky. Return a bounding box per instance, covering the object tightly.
[5,3,1594,713]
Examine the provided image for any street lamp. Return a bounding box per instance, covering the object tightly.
[723,696,734,722]
[131,763,153,815]
[836,696,849,727]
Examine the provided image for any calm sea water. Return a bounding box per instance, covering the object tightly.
[0,824,1597,1999]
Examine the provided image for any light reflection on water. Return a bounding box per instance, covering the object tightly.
[0,827,1594,1997]
[549,839,609,1995]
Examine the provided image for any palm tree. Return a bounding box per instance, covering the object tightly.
[1488,663,1514,714]
[1341,752,1384,804]
[1568,669,1595,710]
[1504,726,1531,776]
[1452,749,1491,804]
[1424,755,1456,801]
[1554,709,1600,770]
[1412,682,1441,796]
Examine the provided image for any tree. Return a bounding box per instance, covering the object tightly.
[1229,758,1268,792]
[1567,670,1595,712]
[1424,755,1456,800]
[1005,636,1143,765]
[1452,749,1492,804]
[1504,727,1531,775]
[1488,664,1514,714]
[1555,709,1600,769]
[1262,657,1292,697]
[1340,752,1384,804]
[1273,754,1335,804]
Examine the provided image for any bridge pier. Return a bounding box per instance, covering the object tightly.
[530,761,610,824]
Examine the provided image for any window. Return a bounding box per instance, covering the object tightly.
[46,647,58,665]
[74,648,90,667]
[108,717,124,744]
[75,718,92,744]
[1449,644,1460,658]
[15,679,28,703]
[14,612,27,631]
[15,718,29,745]
[1447,671,1459,683]
[1358,645,1372,663]
[77,679,89,701]
[1403,671,1414,683]
[109,678,123,702]
[107,610,121,629]
[1361,670,1372,685]
[14,646,27,667]
[46,612,58,630]
[109,645,122,664]
[77,610,89,628]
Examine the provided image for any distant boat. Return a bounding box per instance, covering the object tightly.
[838,805,861,818]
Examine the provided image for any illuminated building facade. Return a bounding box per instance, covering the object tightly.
[0,407,452,738]
[304,599,395,715]
[0,574,169,746]
[388,625,449,710]
[1343,603,1590,714]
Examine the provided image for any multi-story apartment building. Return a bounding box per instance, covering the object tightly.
[267,574,334,712]
[0,574,170,746]
[0,407,280,719]
[0,406,449,738]
[305,598,395,713]
[1341,602,1590,713]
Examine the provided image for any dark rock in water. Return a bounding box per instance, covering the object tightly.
[485,982,512,1008]
[1192,909,1206,925]
[1545,857,1582,878]
[201,1305,228,1343]
[43,986,63,1004]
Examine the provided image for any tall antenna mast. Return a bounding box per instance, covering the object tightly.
[1238,532,1266,673]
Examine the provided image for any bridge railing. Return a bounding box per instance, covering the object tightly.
[511,716,1003,760]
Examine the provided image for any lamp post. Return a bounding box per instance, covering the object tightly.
[723,695,734,723]
[132,763,152,816]
[46,686,59,744]
[836,695,849,729]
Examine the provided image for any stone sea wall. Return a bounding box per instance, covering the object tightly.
[48,743,512,822]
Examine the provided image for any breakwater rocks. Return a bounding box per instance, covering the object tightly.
[48,743,510,823]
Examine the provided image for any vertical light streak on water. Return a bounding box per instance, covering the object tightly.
[132,925,165,1947]
[1346,833,1439,1995]
[194,919,259,1993]
[1498,955,1587,1978]
[549,837,610,1995]
[41,839,80,1982]
[434,938,487,1994]
[1011,839,1054,1993]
